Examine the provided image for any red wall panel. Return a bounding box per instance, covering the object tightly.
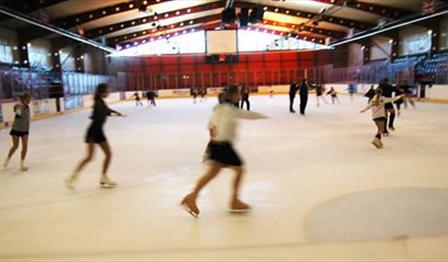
[112,49,347,89]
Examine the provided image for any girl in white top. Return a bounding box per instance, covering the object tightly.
[181,85,267,217]
[360,88,402,148]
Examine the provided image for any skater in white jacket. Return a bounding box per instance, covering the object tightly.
[360,88,402,149]
[181,85,268,217]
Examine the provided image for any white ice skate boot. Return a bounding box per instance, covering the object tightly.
[3,157,10,168]
[65,173,79,189]
[20,160,28,171]
[100,176,117,188]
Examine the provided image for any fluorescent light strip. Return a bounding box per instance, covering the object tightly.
[330,8,448,47]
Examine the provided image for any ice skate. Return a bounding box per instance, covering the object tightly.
[371,138,381,149]
[389,126,395,131]
[229,199,251,213]
[100,176,117,188]
[65,173,78,190]
[3,157,9,168]
[20,161,28,171]
[180,194,200,218]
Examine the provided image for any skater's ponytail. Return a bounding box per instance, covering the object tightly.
[94,83,109,101]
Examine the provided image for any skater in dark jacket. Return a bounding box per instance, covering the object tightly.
[289,81,299,113]
[65,83,125,189]
[299,79,309,115]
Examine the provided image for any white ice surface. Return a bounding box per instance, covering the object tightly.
[1,95,448,261]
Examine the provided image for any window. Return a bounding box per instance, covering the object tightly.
[114,31,206,56]
[238,29,330,52]
[0,40,13,64]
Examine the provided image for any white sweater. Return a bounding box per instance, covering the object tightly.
[208,103,267,143]
[365,96,401,119]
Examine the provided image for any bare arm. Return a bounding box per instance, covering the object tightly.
[236,109,268,120]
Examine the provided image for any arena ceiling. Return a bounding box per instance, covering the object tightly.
[0,0,435,52]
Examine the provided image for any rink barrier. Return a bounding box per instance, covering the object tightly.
[2,86,448,129]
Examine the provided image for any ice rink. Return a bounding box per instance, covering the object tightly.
[1,95,448,261]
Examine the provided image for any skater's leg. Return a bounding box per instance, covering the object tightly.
[181,163,222,216]
[20,135,28,161]
[230,166,244,201]
[246,99,250,111]
[19,135,29,170]
[289,95,295,112]
[6,136,19,160]
[73,143,95,174]
[373,120,385,148]
[229,166,251,211]
[388,109,396,129]
[4,136,19,167]
[98,142,116,187]
[192,163,222,196]
[98,142,112,176]
[66,143,95,188]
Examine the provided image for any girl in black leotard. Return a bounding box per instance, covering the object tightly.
[65,83,124,189]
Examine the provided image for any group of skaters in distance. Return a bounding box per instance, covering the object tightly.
[2,79,417,216]
[132,90,157,107]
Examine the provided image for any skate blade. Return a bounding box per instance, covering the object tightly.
[227,208,251,214]
[100,183,117,189]
[371,142,380,149]
[181,203,199,218]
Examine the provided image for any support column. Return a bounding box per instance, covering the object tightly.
[18,40,30,68]
[362,42,371,65]
[74,46,85,73]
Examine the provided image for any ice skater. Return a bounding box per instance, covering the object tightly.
[364,85,375,104]
[191,88,198,103]
[347,84,355,101]
[146,90,156,107]
[199,88,207,102]
[180,85,268,217]
[299,79,309,115]
[3,93,31,171]
[240,84,250,110]
[132,92,143,107]
[65,84,124,189]
[315,83,328,107]
[402,81,416,109]
[289,81,298,113]
[327,87,340,104]
[379,78,396,136]
[360,88,402,149]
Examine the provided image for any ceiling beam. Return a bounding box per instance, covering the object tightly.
[108,13,222,46]
[0,5,115,53]
[0,0,65,23]
[312,0,412,19]
[52,0,172,28]
[248,25,327,45]
[235,1,374,30]
[86,1,225,39]
[261,19,346,38]
[0,0,65,13]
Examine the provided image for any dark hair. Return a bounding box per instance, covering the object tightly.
[223,85,239,102]
[19,93,31,101]
[94,83,109,100]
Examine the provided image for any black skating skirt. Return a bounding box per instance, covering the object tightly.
[204,141,243,167]
[85,124,107,144]
[10,130,29,137]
